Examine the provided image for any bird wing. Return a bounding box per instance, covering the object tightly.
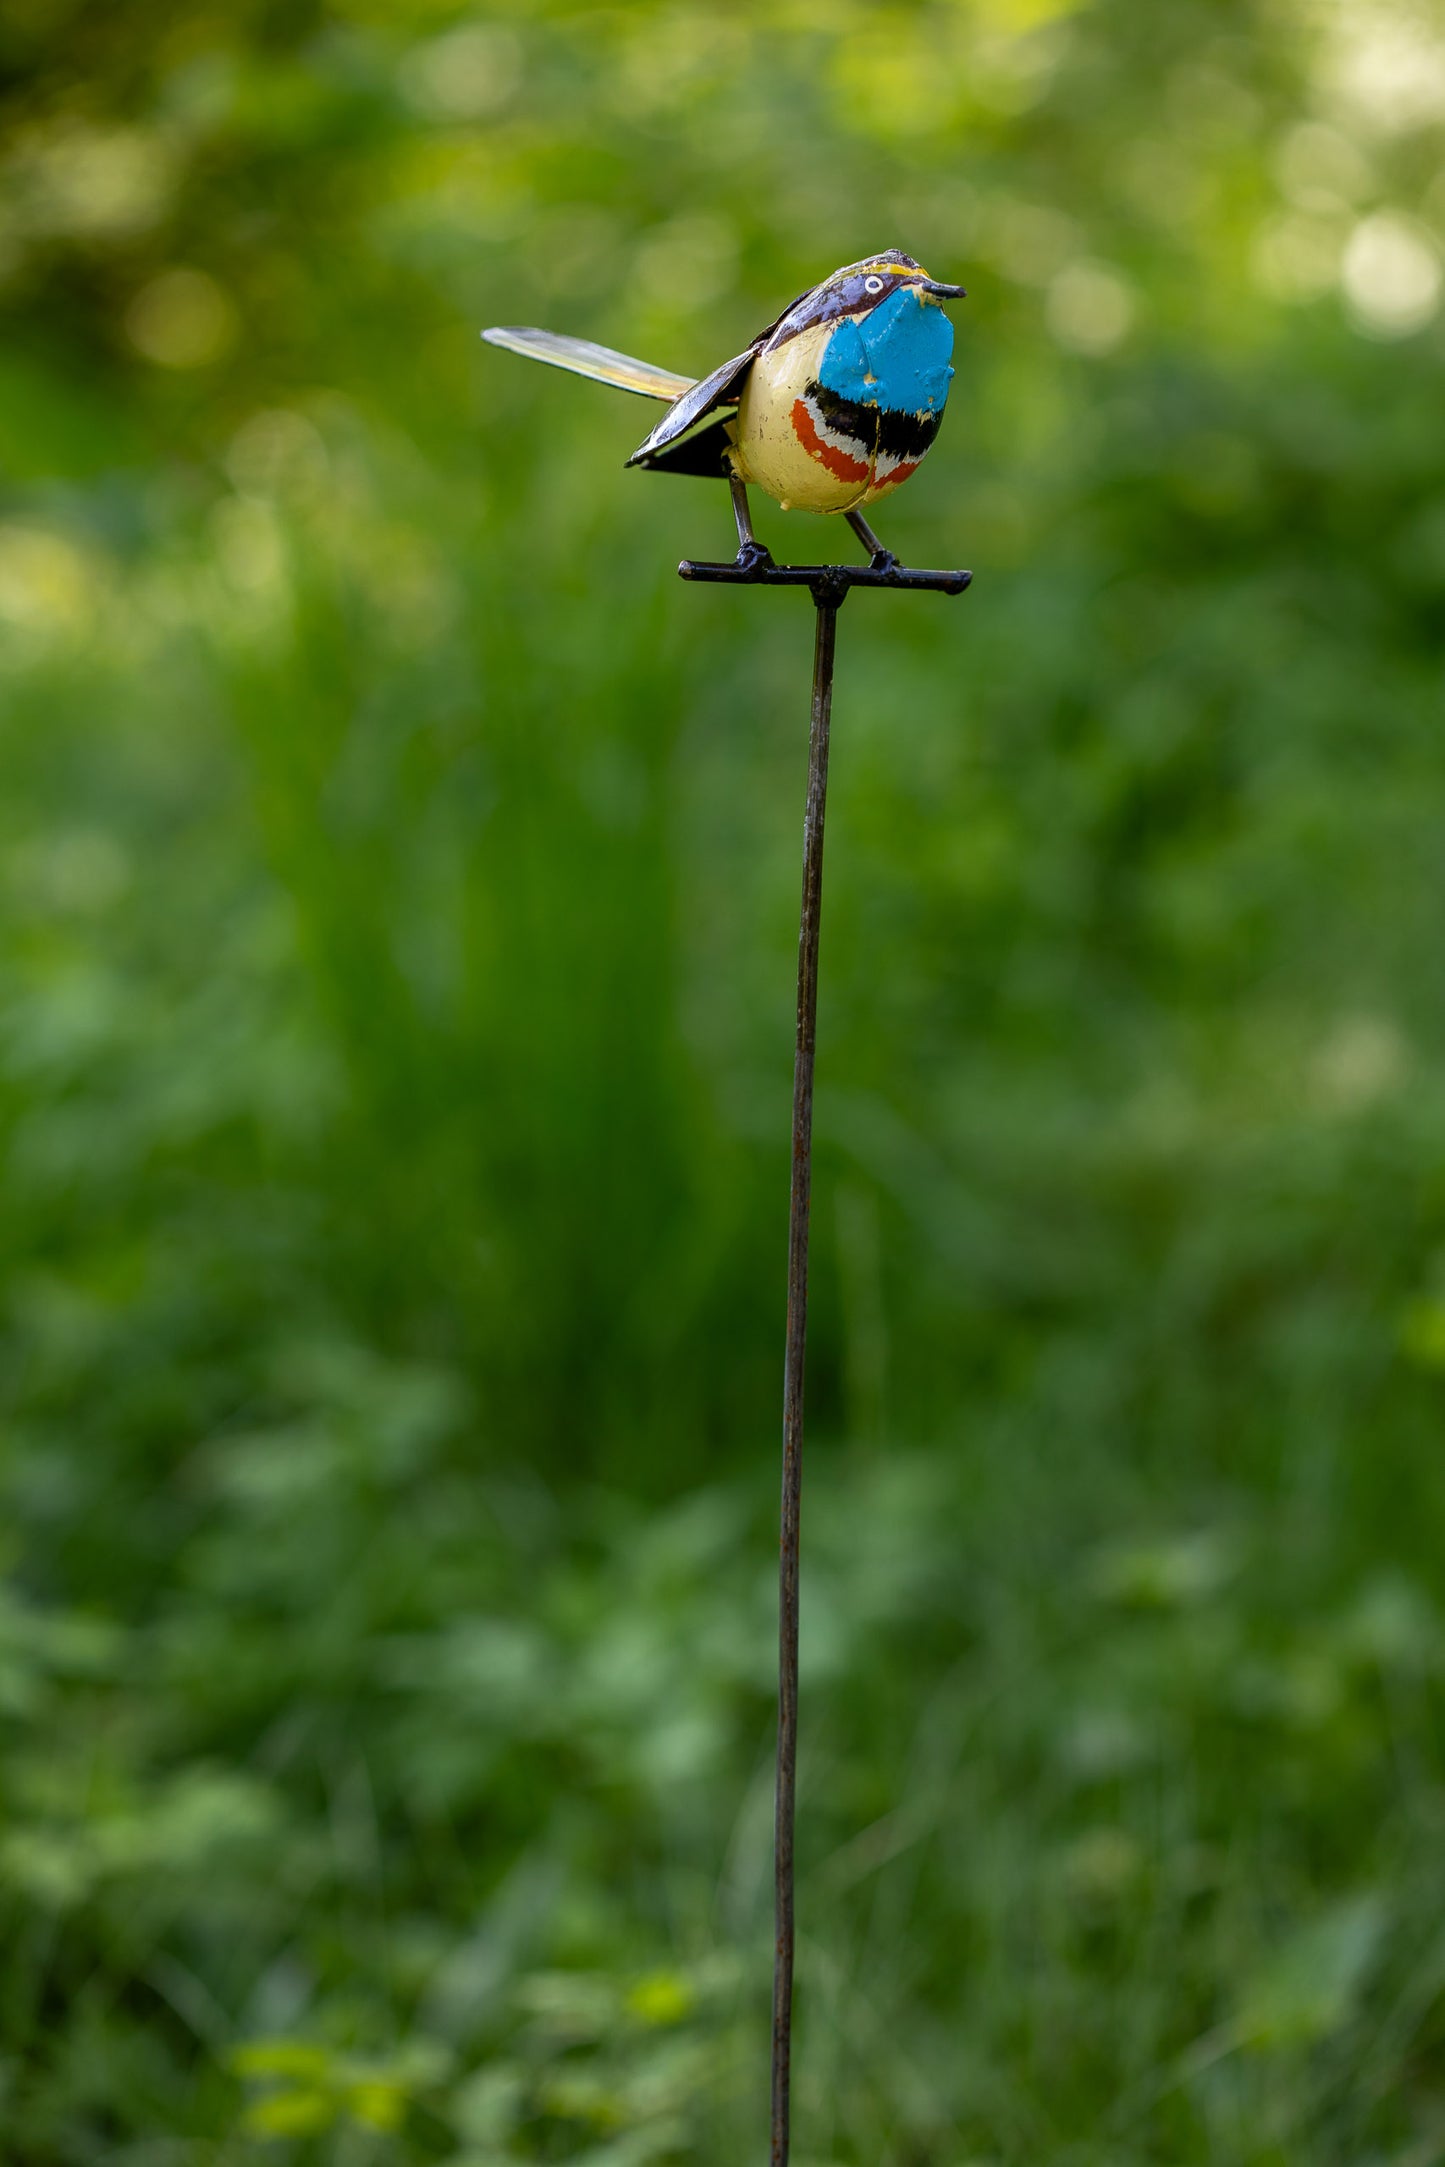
[625,345,759,466]
[481,326,695,402]
[629,415,734,478]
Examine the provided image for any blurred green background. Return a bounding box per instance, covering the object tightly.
[3,0,1445,2159]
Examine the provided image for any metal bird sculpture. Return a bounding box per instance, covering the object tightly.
[483,250,965,573]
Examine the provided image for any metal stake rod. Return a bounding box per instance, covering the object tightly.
[677,548,970,2167]
[771,590,836,2167]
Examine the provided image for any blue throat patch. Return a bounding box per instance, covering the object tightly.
[817,287,955,417]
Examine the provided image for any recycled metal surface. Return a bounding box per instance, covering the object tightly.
[681,556,970,2167]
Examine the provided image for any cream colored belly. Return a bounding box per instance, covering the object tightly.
[731,321,875,515]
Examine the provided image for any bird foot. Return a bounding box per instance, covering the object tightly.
[733,540,776,575]
[868,548,900,574]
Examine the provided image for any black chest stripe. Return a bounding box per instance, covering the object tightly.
[807,381,943,461]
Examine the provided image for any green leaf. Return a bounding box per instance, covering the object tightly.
[1400,1297,1445,1370]
[1235,1895,1387,2051]
[230,2040,333,2083]
[347,2078,406,2132]
[242,2087,338,2137]
[1086,1530,1239,1610]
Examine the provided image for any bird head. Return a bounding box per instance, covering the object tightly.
[765,251,966,351]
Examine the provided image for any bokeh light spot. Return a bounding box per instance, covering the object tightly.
[126,267,238,368]
[1253,213,1344,303]
[16,124,173,241]
[225,408,330,500]
[981,199,1081,287]
[1327,6,1445,137]
[1045,260,1134,354]
[398,25,523,122]
[634,214,738,311]
[0,525,96,631]
[1341,211,1441,336]
[1274,121,1373,213]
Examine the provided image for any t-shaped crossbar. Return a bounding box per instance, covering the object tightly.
[680,556,972,603]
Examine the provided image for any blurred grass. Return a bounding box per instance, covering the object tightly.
[4,0,1445,2160]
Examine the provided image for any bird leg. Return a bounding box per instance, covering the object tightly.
[730,475,775,575]
[845,508,899,573]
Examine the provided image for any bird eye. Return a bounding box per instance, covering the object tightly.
[864,275,884,293]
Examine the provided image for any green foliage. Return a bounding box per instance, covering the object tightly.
[3,0,1445,2160]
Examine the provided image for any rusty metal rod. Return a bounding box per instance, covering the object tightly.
[771,591,838,2167]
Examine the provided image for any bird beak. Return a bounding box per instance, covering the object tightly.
[916,277,966,299]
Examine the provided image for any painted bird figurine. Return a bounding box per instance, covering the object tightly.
[483,251,965,573]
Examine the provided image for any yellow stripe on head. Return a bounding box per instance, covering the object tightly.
[863,260,931,283]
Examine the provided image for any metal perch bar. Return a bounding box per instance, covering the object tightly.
[680,558,972,600]
[679,551,970,2167]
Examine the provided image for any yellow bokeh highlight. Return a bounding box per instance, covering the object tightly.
[626,1969,697,2025]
